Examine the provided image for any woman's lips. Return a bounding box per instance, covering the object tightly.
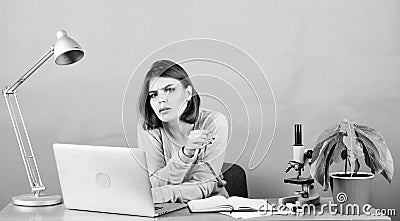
[159,107,171,113]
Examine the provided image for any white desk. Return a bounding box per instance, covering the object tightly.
[0,198,391,220]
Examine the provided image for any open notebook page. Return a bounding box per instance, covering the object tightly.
[228,196,272,211]
[188,195,233,212]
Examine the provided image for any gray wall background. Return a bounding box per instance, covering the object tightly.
[1,0,399,219]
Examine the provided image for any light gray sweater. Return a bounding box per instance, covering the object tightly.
[137,109,228,203]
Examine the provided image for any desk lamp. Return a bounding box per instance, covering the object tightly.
[2,30,84,207]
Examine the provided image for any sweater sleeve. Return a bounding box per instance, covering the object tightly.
[151,112,229,203]
[151,179,217,203]
[137,124,196,187]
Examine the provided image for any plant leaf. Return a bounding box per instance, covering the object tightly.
[360,141,375,174]
[311,124,340,164]
[310,139,333,189]
[341,148,347,161]
[341,120,364,171]
[354,159,360,173]
[324,143,336,191]
[354,125,394,183]
[354,124,386,144]
[381,171,392,184]
[332,141,347,164]
[358,133,380,174]
[310,131,345,191]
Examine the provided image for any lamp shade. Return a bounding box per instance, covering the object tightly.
[54,30,84,65]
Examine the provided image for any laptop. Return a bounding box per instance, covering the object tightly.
[53,143,186,217]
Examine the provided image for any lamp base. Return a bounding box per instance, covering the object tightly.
[12,194,62,207]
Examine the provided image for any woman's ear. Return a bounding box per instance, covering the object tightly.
[186,86,193,101]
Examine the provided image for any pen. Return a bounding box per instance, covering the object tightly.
[202,161,224,186]
[195,136,223,185]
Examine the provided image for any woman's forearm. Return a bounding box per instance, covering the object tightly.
[149,149,197,187]
[151,180,215,203]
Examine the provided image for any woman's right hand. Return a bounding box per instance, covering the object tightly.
[212,176,227,194]
[182,130,214,158]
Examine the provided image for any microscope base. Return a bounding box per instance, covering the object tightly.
[278,194,320,206]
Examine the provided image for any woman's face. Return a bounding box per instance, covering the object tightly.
[148,77,192,123]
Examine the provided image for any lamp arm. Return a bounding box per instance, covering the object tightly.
[2,46,55,197]
[5,46,54,94]
[3,93,45,196]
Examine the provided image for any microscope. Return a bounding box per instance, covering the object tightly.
[278,124,320,206]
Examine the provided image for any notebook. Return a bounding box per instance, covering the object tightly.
[187,195,273,213]
[53,143,186,217]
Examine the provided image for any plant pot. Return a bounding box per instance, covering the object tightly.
[330,172,374,214]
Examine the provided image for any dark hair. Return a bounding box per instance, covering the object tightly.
[138,60,201,130]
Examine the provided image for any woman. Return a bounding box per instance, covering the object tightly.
[137,60,229,203]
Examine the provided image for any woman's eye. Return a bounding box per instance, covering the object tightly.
[149,93,157,98]
[164,87,175,93]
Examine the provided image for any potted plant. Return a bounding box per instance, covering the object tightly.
[310,119,394,211]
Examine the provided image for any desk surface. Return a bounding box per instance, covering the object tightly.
[0,198,391,221]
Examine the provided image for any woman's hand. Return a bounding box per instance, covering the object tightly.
[212,176,227,194]
[182,130,214,158]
